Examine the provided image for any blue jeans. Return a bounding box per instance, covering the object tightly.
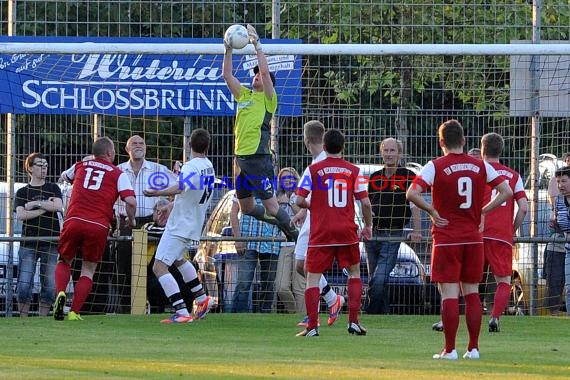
[364,231,402,314]
[232,250,278,313]
[17,245,58,304]
[543,248,565,313]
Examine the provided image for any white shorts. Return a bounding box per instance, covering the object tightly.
[154,230,194,267]
[294,215,310,261]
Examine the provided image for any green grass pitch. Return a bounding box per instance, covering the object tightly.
[1,314,569,379]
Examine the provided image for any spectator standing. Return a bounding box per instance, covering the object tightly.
[275,167,306,313]
[296,129,373,337]
[547,153,570,204]
[480,133,528,331]
[291,121,345,328]
[14,153,63,317]
[222,24,298,242]
[143,128,215,323]
[545,153,570,314]
[115,134,176,313]
[230,195,281,313]
[365,138,422,314]
[407,119,512,360]
[54,137,136,321]
[552,167,570,316]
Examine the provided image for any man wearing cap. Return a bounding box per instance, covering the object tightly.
[222,24,298,242]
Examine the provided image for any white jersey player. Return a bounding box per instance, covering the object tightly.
[292,120,345,327]
[143,128,216,324]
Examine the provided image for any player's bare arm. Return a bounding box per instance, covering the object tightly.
[408,205,423,243]
[406,183,448,227]
[295,194,310,209]
[513,197,529,232]
[291,207,307,227]
[482,180,513,215]
[124,195,137,227]
[359,197,373,241]
[143,183,183,198]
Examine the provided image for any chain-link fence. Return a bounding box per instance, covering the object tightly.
[1,1,570,317]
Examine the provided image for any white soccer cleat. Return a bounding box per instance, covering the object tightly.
[463,348,480,360]
[433,349,458,360]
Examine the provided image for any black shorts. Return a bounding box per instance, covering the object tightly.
[235,155,276,200]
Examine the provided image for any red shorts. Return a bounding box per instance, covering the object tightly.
[431,243,484,283]
[58,219,109,263]
[484,239,513,277]
[306,244,360,274]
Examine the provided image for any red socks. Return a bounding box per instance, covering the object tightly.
[71,276,93,314]
[491,282,510,318]
[305,287,320,330]
[464,292,482,351]
[441,298,459,353]
[347,277,362,323]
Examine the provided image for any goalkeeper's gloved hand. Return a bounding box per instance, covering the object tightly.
[247,24,262,52]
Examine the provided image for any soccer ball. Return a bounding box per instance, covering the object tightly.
[224,24,249,50]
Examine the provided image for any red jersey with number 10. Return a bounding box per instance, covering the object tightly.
[483,161,526,245]
[63,158,135,229]
[413,153,503,245]
[297,157,368,246]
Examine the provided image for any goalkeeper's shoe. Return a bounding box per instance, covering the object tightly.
[53,291,66,321]
[347,322,367,336]
[327,294,345,326]
[296,327,319,337]
[297,316,320,328]
[160,312,193,324]
[68,311,83,321]
[193,296,215,320]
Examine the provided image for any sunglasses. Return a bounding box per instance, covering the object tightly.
[33,162,48,168]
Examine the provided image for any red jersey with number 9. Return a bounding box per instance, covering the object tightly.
[297,157,368,246]
[413,153,504,245]
[63,158,135,229]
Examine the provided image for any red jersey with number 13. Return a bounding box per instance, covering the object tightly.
[63,158,135,229]
[413,153,503,245]
[297,157,368,246]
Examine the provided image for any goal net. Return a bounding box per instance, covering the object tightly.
[1,39,569,317]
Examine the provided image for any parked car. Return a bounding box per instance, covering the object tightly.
[194,162,429,314]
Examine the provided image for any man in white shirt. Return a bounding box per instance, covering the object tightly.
[115,135,177,313]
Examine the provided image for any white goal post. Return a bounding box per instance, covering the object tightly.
[1,42,570,55]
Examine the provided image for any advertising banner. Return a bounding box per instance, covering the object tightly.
[0,37,302,116]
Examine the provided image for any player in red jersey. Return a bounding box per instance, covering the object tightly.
[481,133,528,332]
[295,129,373,337]
[407,120,512,360]
[53,137,136,321]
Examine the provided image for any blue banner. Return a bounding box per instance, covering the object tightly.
[0,37,302,116]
